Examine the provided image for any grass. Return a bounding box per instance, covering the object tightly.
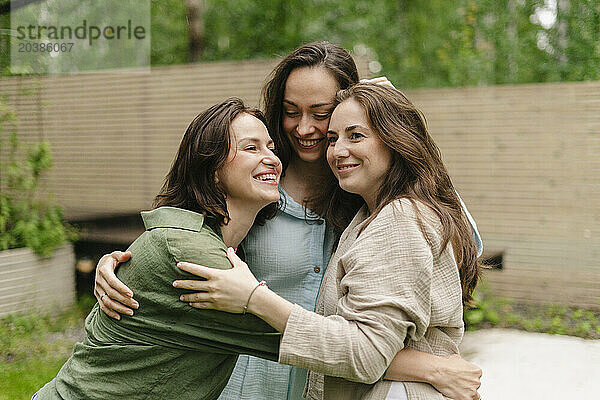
[0,296,95,400]
[464,285,600,339]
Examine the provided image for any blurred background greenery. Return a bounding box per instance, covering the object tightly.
[1,0,599,86]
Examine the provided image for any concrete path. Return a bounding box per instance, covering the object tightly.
[459,329,600,400]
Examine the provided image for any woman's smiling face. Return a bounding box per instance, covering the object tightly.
[217,113,282,208]
[326,99,393,212]
[282,66,339,164]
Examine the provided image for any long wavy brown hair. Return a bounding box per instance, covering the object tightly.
[327,83,481,305]
[153,98,277,226]
[261,41,363,228]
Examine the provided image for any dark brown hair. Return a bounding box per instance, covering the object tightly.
[262,41,360,173]
[153,97,277,226]
[329,83,481,304]
[261,41,363,226]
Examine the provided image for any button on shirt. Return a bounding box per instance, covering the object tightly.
[218,189,335,400]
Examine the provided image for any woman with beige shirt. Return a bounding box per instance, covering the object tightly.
[175,82,482,400]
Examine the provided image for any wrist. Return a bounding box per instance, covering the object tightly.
[246,285,293,333]
[243,280,266,314]
[427,362,444,388]
[246,283,271,316]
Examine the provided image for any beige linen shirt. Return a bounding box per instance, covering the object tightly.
[278,199,464,400]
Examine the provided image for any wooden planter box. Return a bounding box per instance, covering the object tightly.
[0,244,75,318]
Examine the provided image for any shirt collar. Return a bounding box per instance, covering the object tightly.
[278,187,321,221]
[141,206,208,233]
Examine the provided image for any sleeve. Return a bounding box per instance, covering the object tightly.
[116,227,280,361]
[455,191,483,257]
[278,200,434,384]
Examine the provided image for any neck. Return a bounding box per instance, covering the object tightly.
[220,198,262,248]
[362,192,378,216]
[282,156,330,202]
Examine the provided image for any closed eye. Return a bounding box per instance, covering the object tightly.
[314,113,331,120]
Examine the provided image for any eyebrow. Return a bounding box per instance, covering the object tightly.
[345,124,369,132]
[237,137,274,145]
[283,99,334,109]
[326,124,369,136]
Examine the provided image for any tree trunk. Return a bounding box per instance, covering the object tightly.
[556,0,570,66]
[187,0,204,63]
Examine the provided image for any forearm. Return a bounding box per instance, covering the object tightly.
[249,289,393,383]
[247,285,294,333]
[384,347,442,384]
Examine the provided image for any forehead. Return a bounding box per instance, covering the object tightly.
[230,113,270,141]
[284,66,339,105]
[329,99,368,130]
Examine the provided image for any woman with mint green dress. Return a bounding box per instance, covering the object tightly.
[94,42,483,400]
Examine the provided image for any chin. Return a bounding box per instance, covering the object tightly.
[338,181,359,195]
[262,190,281,204]
[297,152,324,164]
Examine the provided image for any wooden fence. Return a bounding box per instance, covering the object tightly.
[408,82,600,309]
[0,60,598,309]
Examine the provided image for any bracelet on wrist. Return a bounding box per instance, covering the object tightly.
[243,280,267,314]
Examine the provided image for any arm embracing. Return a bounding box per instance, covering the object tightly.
[277,201,434,384]
[126,228,281,360]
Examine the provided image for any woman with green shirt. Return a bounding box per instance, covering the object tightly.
[35,98,283,399]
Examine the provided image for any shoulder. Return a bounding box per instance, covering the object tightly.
[163,224,231,270]
[357,198,443,252]
[367,198,440,232]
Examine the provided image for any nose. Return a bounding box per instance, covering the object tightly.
[296,115,315,137]
[331,139,350,159]
[262,149,282,170]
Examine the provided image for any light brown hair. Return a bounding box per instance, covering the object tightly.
[330,83,481,304]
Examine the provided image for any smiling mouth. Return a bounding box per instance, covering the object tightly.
[296,137,324,149]
[253,173,278,185]
[337,164,359,173]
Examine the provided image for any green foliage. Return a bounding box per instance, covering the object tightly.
[0,103,76,257]
[148,0,600,89]
[3,1,599,87]
[464,285,600,339]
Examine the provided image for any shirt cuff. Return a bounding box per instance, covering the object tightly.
[278,303,318,366]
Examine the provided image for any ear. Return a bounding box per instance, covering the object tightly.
[214,172,220,184]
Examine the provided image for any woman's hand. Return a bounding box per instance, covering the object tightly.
[430,354,482,400]
[94,251,138,320]
[360,76,396,88]
[174,248,260,313]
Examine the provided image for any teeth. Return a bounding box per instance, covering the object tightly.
[255,174,277,181]
[338,165,357,170]
[298,139,321,147]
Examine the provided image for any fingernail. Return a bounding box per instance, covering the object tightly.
[172,282,178,287]
[180,295,184,301]
[115,315,120,321]
[126,310,134,316]
[132,302,139,308]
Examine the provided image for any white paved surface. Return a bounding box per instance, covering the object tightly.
[460,329,600,400]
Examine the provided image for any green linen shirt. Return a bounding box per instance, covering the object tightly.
[37,206,281,400]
